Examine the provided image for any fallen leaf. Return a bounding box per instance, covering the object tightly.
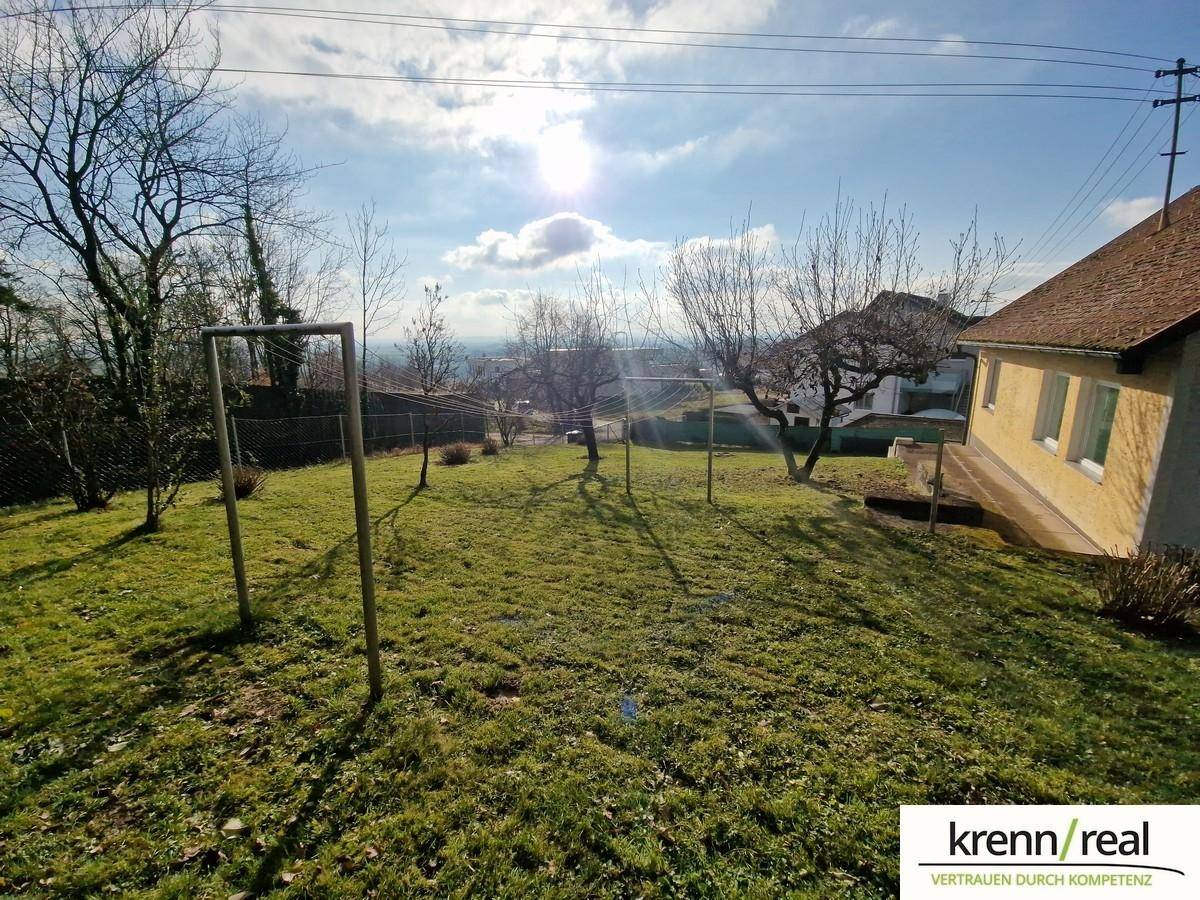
[106,741,129,753]
[220,817,250,837]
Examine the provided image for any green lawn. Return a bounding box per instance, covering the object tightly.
[1,446,1197,897]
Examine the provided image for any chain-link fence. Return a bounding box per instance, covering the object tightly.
[0,411,488,508]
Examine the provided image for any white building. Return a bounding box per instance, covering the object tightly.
[781,354,975,426]
[465,356,521,381]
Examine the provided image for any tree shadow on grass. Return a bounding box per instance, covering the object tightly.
[0,504,81,534]
[0,620,264,820]
[245,700,375,896]
[520,472,589,511]
[627,497,689,590]
[2,524,149,585]
[131,620,264,667]
[248,485,428,598]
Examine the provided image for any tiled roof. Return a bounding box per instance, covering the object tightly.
[960,185,1200,355]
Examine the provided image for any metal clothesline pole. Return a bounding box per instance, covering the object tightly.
[339,325,383,701]
[621,376,716,503]
[200,322,382,701]
[204,334,251,626]
[706,383,715,505]
[928,429,945,534]
[625,416,631,495]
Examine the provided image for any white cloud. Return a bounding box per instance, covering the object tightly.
[678,222,781,253]
[443,212,660,271]
[620,124,776,174]
[211,0,779,153]
[841,16,968,53]
[623,136,705,173]
[1102,196,1159,229]
[456,288,535,308]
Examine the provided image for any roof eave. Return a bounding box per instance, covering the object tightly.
[1120,306,1200,362]
[956,338,1121,359]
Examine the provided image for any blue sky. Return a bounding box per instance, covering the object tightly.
[211,1,1198,340]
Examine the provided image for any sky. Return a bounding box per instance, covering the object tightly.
[206,0,1199,342]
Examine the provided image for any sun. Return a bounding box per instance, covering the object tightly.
[538,124,592,194]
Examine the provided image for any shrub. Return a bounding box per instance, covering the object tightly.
[1095,546,1200,633]
[217,464,268,500]
[481,437,501,456]
[439,442,472,466]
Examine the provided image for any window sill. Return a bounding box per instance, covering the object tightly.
[1033,438,1059,456]
[982,403,996,413]
[1067,459,1105,484]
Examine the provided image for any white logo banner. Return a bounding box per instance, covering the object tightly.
[901,805,1200,898]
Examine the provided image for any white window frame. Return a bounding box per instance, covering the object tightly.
[981,357,1002,410]
[1033,371,1071,452]
[1069,378,1120,480]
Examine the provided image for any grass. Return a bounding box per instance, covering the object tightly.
[1,445,1197,897]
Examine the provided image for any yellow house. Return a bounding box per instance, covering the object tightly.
[959,186,1200,554]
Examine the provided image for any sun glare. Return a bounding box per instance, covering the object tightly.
[538,125,592,194]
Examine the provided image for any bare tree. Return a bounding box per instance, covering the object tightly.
[650,217,803,477]
[6,312,122,511]
[653,206,1013,483]
[510,268,628,463]
[0,260,38,379]
[775,197,1014,480]
[480,370,527,447]
[348,200,407,417]
[403,283,459,489]
[0,1,310,529]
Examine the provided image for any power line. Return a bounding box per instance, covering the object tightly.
[1024,109,1169,271]
[11,3,1170,64]
[196,7,1162,73]
[197,4,1172,64]
[1039,103,1196,263]
[1002,103,1194,295]
[190,4,1169,71]
[20,4,1161,73]
[204,67,1155,101]
[1007,81,1159,279]
[186,68,1176,92]
[198,67,1169,97]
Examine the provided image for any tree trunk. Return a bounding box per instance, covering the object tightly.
[799,412,834,483]
[419,415,430,488]
[143,417,160,530]
[581,417,600,461]
[774,415,803,482]
[360,345,370,423]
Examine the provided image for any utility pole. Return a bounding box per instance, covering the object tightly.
[1153,57,1199,230]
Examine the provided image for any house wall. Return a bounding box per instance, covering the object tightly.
[968,346,1179,553]
[1141,331,1200,548]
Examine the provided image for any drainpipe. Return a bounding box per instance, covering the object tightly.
[961,349,980,445]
